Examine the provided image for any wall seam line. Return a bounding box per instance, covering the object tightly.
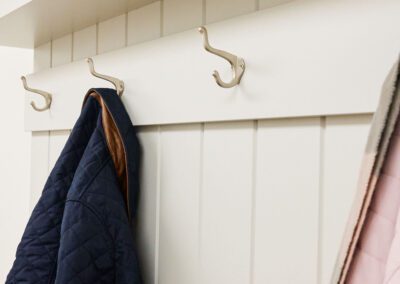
[154,125,162,284]
[202,0,206,25]
[317,116,326,284]
[95,22,99,55]
[198,122,205,280]
[249,120,258,284]
[160,0,164,37]
[125,12,128,47]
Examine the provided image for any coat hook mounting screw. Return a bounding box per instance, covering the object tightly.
[198,26,245,88]
[86,58,124,96]
[21,76,52,112]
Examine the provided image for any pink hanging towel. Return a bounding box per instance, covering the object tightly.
[334,57,400,284]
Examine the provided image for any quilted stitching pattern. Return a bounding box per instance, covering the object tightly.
[6,89,142,284]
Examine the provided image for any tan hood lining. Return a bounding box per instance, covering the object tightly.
[89,92,129,218]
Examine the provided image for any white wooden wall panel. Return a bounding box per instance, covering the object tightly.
[206,0,256,23]
[201,121,253,284]
[98,14,127,53]
[51,34,72,67]
[253,118,321,284]
[128,2,161,45]
[163,0,203,35]
[320,114,372,284]
[158,124,202,284]
[49,34,73,174]
[73,25,97,61]
[24,1,400,131]
[48,130,70,172]
[31,40,51,210]
[136,127,159,284]
[30,131,49,209]
[33,42,51,72]
[29,1,379,283]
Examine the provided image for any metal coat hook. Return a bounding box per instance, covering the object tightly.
[21,76,52,112]
[86,57,124,96]
[198,26,245,88]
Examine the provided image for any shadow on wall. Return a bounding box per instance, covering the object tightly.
[0,46,32,282]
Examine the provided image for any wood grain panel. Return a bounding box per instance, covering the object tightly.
[98,14,127,54]
[136,126,160,284]
[73,25,97,61]
[163,0,203,35]
[158,124,202,284]
[320,114,372,284]
[253,118,321,284]
[206,0,255,23]
[201,121,253,284]
[128,1,161,45]
[30,131,49,209]
[51,34,72,67]
[48,130,70,172]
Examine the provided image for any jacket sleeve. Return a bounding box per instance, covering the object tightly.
[55,200,115,284]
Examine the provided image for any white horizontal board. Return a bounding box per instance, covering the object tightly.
[24,0,400,131]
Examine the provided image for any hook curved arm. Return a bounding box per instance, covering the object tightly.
[198,26,245,88]
[86,58,124,96]
[21,76,52,112]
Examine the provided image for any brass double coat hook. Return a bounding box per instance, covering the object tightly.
[22,58,124,112]
[198,26,245,88]
[23,27,244,112]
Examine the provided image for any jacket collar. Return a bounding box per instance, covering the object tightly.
[83,88,141,220]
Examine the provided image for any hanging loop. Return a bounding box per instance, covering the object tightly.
[198,26,245,88]
[21,76,52,112]
[86,57,124,96]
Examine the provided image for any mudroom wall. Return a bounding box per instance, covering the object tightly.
[26,1,374,284]
[0,45,32,281]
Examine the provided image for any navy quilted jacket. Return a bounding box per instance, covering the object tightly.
[7,88,142,283]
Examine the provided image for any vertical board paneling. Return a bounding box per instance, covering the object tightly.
[253,118,321,284]
[33,42,51,72]
[320,114,372,284]
[51,34,72,67]
[30,131,49,209]
[201,121,253,284]
[29,3,375,283]
[98,14,127,54]
[206,0,255,23]
[158,124,202,284]
[136,127,160,284]
[163,0,203,35]
[73,25,97,61]
[48,130,71,172]
[49,33,73,173]
[128,1,161,45]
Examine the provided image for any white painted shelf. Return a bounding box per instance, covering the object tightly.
[0,0,157,48]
